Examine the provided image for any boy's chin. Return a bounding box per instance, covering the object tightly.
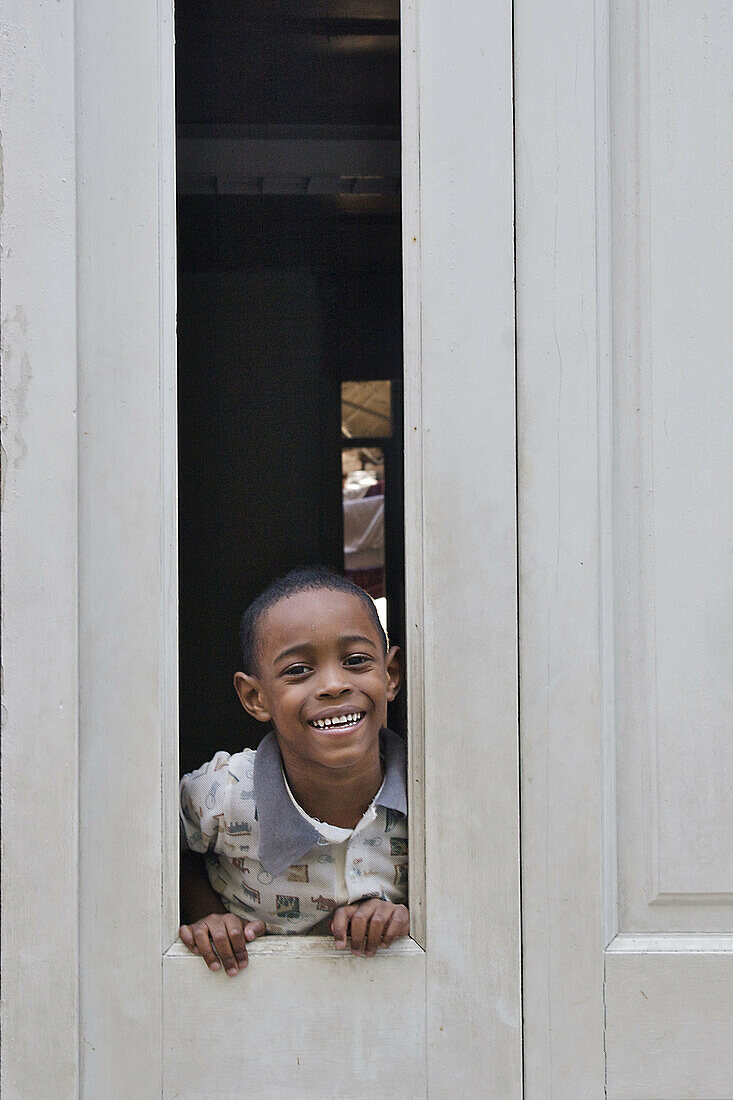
[283,719,382,767]
[308,740,380,772]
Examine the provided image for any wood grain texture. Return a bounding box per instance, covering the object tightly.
[160,0,180,951]
[165,0,519,1091]
[611,0,733,933]
[515,0,608,1094]
[163,948,426,1099]
[606,951,733,1099]
[75,0,175,1093]
[417,1,521,1095]
[0,1,80,1095]
[400,0,427,955]
[4,0,520,1093]
[518,0,733,1093]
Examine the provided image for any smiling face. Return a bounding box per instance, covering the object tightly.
[234,588,401,778]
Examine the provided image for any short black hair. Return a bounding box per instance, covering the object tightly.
[239,565,389,675]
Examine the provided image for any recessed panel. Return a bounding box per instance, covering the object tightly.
[613,0,733,930]
[605,949,733,1098]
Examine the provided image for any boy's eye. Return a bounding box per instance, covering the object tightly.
[344,653,372,667]
[283,663,311,676]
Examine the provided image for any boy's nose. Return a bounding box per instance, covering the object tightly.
[316,668,352,697]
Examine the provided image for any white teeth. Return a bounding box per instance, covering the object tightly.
[312,712,364,729]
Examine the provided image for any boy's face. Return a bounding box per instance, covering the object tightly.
[234,588,400,775]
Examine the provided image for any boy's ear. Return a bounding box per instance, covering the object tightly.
[385,646,402,702]
[233,671,272,723]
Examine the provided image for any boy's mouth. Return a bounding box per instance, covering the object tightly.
[308,711,366,731]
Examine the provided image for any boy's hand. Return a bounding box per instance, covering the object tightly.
[331,899,409,957]
[179,914,266,976]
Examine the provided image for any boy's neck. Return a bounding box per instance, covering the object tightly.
[280,746,384,830]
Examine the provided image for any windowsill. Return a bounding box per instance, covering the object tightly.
[164,935,425,960]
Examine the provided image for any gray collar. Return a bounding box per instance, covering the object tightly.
[253,727,407,877]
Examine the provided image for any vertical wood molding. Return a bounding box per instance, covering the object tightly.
[515,0,608,1092]
[159,0,180,952]
[595,0,619,952]
[0,2,80,1095]
[418,1,521,1094]
[75,0,174,1091]
[610,0,658,934]
[400,0,427,953]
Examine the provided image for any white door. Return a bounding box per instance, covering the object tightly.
[516,0,733,1096]
[1,1,520,1097]
[7,1,732,1096]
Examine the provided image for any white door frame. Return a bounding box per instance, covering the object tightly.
[1,1,80,1094]
[1,1,520,1095]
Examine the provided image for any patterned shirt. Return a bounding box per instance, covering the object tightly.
[180,728,408,934]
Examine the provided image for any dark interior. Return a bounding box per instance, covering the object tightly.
[176,0,405,772]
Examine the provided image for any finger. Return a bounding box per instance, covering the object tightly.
[364,908,389,957]
[331,905,356,948]
[349,902,377,955]
[179,924,195,952]
[180,924,202,954]
[192,923,220,971]
[210,924,239,976]
[382,905,410,947]
[224,915,249,971]
[244,919,266,941]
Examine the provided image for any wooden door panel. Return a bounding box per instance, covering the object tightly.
[612,0,733,935]
[606,946,733,1099]
[604,3,733,1090]
[163,942,426,1099]
[2,0,518,1095]
[518,0,733,1094]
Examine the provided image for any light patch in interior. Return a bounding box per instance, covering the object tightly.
[342,445,385,609]
[341,379,392,438]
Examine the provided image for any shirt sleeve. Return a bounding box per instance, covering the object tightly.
[179,752,231,853]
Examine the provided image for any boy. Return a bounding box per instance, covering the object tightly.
[179,566,409,976]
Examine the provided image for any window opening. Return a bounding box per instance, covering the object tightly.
[175,0,409,947]
[175,0,406,794]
